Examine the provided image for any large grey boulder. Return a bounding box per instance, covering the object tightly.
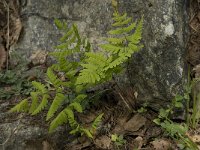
[13,0,188,108]
[128,0,188,109]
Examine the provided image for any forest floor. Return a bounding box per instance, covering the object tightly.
[0,91,182,150]
[1,90,200,150]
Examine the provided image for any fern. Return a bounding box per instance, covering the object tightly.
[46,93,65,120]
[77,11,143,85]
[49,106,79,133]
[69,102,83,113]
[32,81,47,94]
[47,67,62,88]
[32,94,49,115]
[49,108,71,133]
[92,113,104,129]
[29,92,39,113]
[9,99,29,113]
[76,52,110,85]
[10,2,143,139]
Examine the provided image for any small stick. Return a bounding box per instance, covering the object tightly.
[3,0,10,70]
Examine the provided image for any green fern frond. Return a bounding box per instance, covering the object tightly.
[112,17,132,27]
[49,107,77,133]
[84,52,108,68]
[76,69,101,84]
[57,56,69,72]
[55,34,76,50]
[32,81,47,94]
[32,94,49,115]
[65,69,78,79]
[69,125,93,139]
[69,102,83,113]
[65,108,78,127]
[104,55,127,70]
[9,99,29,113]
[60,26,74,42]
[72,24,81,43]
[105,37,125,44]
[73,94,87,102]
[80,128,93,139]
[100,44,123,54]
[128,44,143,53]
[54,19,66,30]
[75,85,84,93]
[113,13,127,22]
[49,108,68,133]
[109,22,136,35]
[47,67,62,87]
[76,52,108,85]
[69,124,80,135]
[29,92,39,113]
[92,113,104,129]
[46,93,65,120]
[127,17,144,44]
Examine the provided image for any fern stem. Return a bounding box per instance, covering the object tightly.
[186,64,191,126]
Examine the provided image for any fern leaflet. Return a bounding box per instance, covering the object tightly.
[29,92,39,113]
[9,99,29,113]
[46,93,65,120]
[32,94,49,115]
[92,113,104,129]
[32,81,47,94]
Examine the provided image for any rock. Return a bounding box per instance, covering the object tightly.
[0,119,67,150]
[12,0,188,109]
[127,0,188,109]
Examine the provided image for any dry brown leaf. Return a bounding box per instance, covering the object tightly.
[9,17,22,45]
[30,50,48,66]
[124,114,146,132]
[133,136,143,149]
[78,111,98,124]
[186,133,200,143]
[94,135,112,149]
[69,137,91,150]
[112,114,146,135]
[151,139,171,150]
[42,141,54,150]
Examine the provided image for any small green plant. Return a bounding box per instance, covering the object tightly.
[153,95,198,150]
[0,58,33,99]
[137,102,148,113]
[111,134,126,148]
[10,0,143,138]
[189,78,200,128]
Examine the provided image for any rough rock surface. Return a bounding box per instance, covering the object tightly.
[0,101,67,150]
[128,0,189,109]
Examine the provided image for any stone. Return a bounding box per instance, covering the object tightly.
[127,0,188,109]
